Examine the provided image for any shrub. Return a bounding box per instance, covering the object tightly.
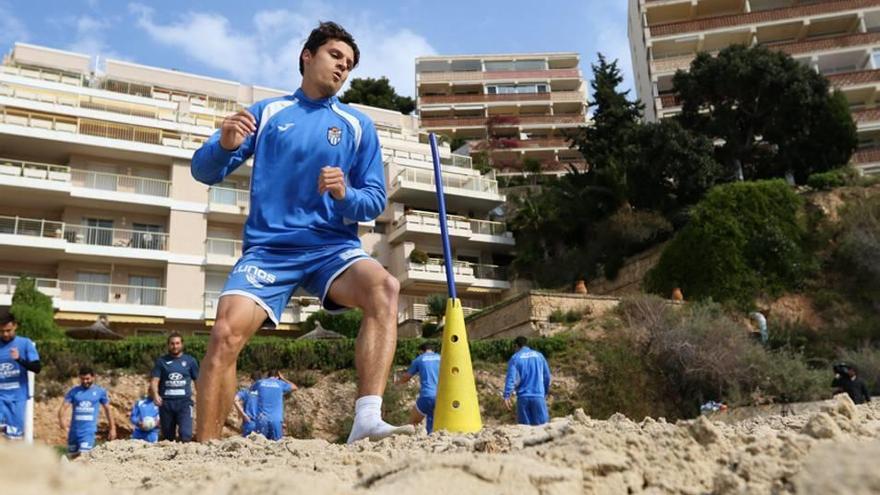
[646,180,813,308]
[301,310,363,338]
[409,249,429,264]
[807,167,858,190]
[548,308,583,324]
[835,195,880,292]
[10,277,64,340]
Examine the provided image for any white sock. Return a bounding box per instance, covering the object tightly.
[347,395,414,444]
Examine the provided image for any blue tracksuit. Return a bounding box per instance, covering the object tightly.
[0,336,39,439]
[64,384,109,453]
[407,351,441,433]
[236,388,259,436]
[253,378,293,440]
[151,354,199,441]
[130,397,160,442]
[191,88,386,325]
[504,346,551,425]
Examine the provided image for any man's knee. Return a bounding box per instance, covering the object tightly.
[363,272,399,313]
[207,318,247,362]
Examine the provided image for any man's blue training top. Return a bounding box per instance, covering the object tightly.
[253,377,293,422]
[407,351,441,398]
[64,384,109,434]
[503,346,551,399]
[191,88,386,251]
[0,336,39,401]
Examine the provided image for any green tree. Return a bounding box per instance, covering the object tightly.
[340,77,415,114]
[628,119,723,213]
[674,45,857,183]
[10,277,64,340]
[646,180,814,307]
[426,294,447,323]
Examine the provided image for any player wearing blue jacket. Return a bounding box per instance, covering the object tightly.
[58,367,116,457]
[397,342,441,433]
[0,310,41,440]
[252,371,296,441]
[234,371,262,436]
[503,337,551,426]
[194,22,411,444]
[130,393,160,443]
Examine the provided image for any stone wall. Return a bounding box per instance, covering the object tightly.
[587,242,667,296]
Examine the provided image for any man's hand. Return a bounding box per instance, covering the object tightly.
[153,394,163,407]
[9,347,19,361]
[318,167,346,200]
[108,426,117,441]
[242,414,251,423]
[504,397,513,410]
[219,109,256,151]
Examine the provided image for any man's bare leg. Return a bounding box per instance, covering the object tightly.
[327,260,413,442]
[196,295,267,441]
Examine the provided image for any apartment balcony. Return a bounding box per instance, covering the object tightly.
[420,114,586,129]
[0,64,85,87]
[59,280,167,314]
[388,166,505,213]
[399,258,510,291]
[853,147,880,164]
[203,291,318,324]
[826,68,880,87]
[648,0,874,37]
[205,237,243,266]
[417,68,581,84]
[389,210,515,249]
[0,215,66,250]
[853,107,880,129]
[0,107,207,154]
[71,169,172,198]
[208,186,249,222]
[0,275,59,305]
[398,302,480,322]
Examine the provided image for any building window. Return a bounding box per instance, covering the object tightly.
[128,275,162,305]
[75,271,110,302]
[132,223,163,250]
[83,218,113,246]
[873,50,880,70]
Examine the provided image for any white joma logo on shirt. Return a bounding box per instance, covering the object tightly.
[277,123,294,132]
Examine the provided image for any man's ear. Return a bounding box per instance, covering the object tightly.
[301,49,313,67]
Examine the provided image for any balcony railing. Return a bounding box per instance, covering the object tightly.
[394,167,499,195]
[1,64,85,86]
[71,170,172,197]
[470,219,509,236]
[0,158,71,181]
[206,237,243,257]
[0,107,207,150]
[209,186,250,208]
[853,147,880,164]
[649,0,873,36]
[63,224,168,250]
[418,68,580,83]
[473,263,507,280]
[826,69,880,87]
[420,114,585,128]
[60,280,166,305]
[407,259,508,281]
[0,215,64,238]
[0,275,60,296]
[397,210,472,232]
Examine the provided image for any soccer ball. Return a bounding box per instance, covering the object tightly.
[141,417,157,431]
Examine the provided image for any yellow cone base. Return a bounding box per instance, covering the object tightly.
[433,298,482,433]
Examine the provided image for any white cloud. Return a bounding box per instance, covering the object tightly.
[55,14,127,63]
[128,2,435,97]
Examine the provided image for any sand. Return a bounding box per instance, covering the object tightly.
[4,394,879,494]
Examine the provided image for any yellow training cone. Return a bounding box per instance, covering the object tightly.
[433,298,482,433]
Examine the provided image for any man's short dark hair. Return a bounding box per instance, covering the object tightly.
[419,342,434,352]
[250,370,263,382]
[514,336,528,348]
[0,308,16,325]
[268,369,280,378]
[79,366,95,376]
[167,332,182,343]
[299,21,360,76]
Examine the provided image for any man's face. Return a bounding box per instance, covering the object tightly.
[168,337,183,356]
[80,373,94,388]
[1,322,16,342]
[302,39,355,97]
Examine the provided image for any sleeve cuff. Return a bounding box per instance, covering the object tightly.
[331,187,359,214]
[210,140,236,162]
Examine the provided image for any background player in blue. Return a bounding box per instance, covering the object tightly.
[150,333,199,441]
[0,309,41,440]
[503,336,552,426]
[252,370,296,440]
[193,21,411,444]
[397,342,441,434]
[58,367,116,457]
[130,380,160,443]
[234,370,262,436]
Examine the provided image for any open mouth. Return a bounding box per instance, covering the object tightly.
[332,72,342,82]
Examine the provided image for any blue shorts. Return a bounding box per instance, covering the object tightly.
[132,428,159,443]
[257,418,283,441]
[516,396,549,426]
[68,429,96,454]
[415,396,436,434]
[0,399,26,439]
[242,420,256,437]
[221,243,377,326]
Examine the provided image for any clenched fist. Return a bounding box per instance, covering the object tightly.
[318,166,346,200]
[220,109,257,151]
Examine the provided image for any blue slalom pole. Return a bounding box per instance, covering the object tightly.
[428,133,457,299]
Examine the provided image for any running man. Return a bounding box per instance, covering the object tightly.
[503,336,551,426]
[150,332,199,441]
[234,371,262,436]
[252,370,296,441]
[0,309,41,441]
[397,342,440,433]
[58,367,116,457]
[192,21,411,443]
[130,382,160,443]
